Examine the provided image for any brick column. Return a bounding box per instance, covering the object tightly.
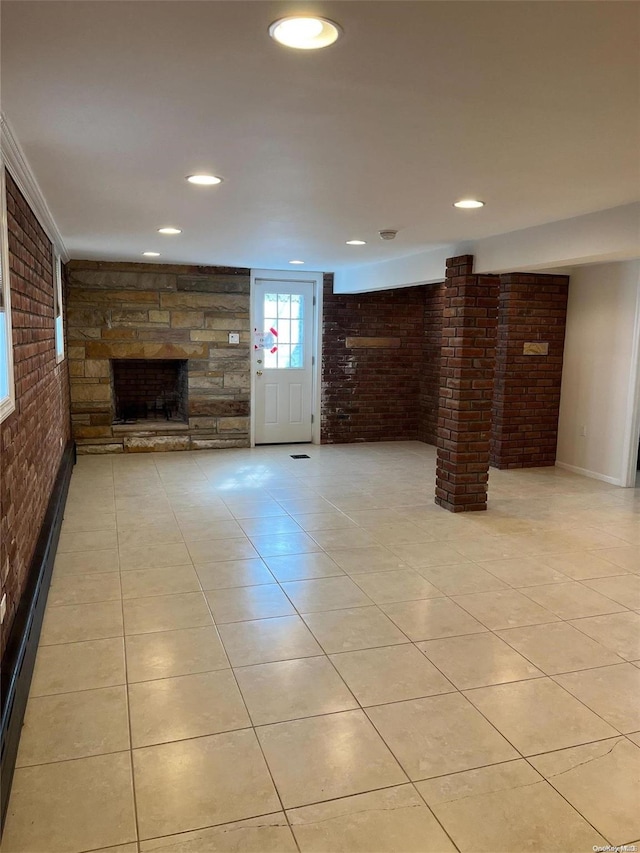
[491,272,569,468]
[435,256,499,512]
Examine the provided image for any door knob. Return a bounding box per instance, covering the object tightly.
[256,370,263,376]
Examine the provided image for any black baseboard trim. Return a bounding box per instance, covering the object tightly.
[0,441,76,833]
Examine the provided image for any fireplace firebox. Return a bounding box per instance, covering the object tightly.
[111,359,188,424]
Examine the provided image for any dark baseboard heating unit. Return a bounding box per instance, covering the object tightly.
[0,441,76,833]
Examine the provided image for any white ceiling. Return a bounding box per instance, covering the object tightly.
[1,1,639,271]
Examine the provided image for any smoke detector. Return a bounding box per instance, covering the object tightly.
[378,230,398,240]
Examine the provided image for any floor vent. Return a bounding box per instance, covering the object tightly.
[290,454,310,459]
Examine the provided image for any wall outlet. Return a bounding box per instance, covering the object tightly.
[0,593,6,625]
[580,425,587,437]
[228,333,240,345]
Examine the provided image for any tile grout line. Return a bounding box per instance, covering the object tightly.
[114,463,143,853]
[194,465,466,848]
[13,447,639,851]
[194,527,304,853]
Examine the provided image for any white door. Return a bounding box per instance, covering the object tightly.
[253,279,315,444]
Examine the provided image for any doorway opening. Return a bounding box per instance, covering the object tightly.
[250,270,322,445]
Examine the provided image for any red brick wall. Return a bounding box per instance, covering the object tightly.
[419,282,445,446]
[435,256,499,512]
[491,272,569,469]
[0,171,71,657]
[321,275,427,443]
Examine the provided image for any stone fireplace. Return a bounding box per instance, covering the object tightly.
[65,260,251,453]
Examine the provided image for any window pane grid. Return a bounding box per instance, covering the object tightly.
[263,292,305,369]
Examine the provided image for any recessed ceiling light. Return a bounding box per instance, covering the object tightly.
[346,240,367,245]
[453,199,485,209]
[289,260,305,265]
[143,252,160,257]
[269,16,341,50]
[186,175,223,186]
[158,227,182,235]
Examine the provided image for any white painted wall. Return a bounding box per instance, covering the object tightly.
[333,203,640,295]
[333,246,458,294]
[556,260,640,486]
[473,203,640,276]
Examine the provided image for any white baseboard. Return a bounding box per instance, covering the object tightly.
[555,461,625,487]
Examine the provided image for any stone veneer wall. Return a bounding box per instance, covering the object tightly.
[65,260,251,453]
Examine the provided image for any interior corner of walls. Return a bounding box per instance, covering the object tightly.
[621,264,640,486]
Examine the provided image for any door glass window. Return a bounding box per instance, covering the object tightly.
[263,293,304,369]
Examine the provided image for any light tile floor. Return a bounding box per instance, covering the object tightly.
[4,441,640,853]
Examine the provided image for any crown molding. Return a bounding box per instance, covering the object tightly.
[1,113,69,261]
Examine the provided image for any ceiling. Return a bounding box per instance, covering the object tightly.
[1,1,639,271]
